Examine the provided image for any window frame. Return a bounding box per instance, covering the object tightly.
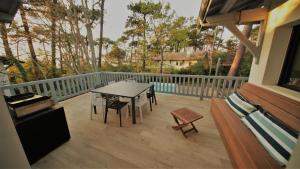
[278,24,300,92]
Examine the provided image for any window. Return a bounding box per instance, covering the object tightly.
[279,25,300,92]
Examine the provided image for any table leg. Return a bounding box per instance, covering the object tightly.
[131,97,136,124]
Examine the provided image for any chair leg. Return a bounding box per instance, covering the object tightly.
[139,106,143,123]
[104,107,108,123]
[149,99,152,111]
[153,93,157,105]
[102,101,105,119]
[90,104,93,120]
[127,105,131,118]
[93,106,97,114]
[102,106,105,119]
[118,109,122,127]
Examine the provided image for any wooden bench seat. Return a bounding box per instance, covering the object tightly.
[211,83,300,169]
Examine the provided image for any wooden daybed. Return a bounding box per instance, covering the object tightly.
[211,83,300,169]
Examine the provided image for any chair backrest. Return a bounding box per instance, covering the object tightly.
[138,91,148,104]
[104,94,119,107]
[239,83,300,132]
[148,85,155,94]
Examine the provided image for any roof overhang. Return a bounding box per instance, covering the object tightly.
[0,0,21,23]
[0,56,25,69]
[198,0,265,28]
[198,0,286,64]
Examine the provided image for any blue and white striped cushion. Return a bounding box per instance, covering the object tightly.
[225,92,257,117]
[241,110,299,166]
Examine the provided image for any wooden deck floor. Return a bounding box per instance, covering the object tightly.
[32,93,232,169]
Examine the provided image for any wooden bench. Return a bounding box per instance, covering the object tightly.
[211,83,300,169]
[171,107,203,137]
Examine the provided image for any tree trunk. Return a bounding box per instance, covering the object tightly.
[66,0,88,71]
[20,5,41,80]
[130,36,134,63]
[82,0,97,72]
[50,0,57,78]
[58,27,63,75]
[0,23,28,82]
[227,25,252,76]
[142,15,147,71]
[66,39,80,74]
[86,23,97,71]
[98,0,105,68]
[159,48,164,74]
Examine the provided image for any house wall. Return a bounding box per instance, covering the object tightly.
[248,0,300,101]
[157,60,197,69]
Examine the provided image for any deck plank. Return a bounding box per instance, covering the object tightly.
[32,93,232,169]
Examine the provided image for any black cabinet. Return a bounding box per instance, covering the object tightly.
[15,107,70,164]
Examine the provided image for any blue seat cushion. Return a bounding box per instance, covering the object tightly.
[242,110,299,166]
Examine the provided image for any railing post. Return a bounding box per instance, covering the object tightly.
[49,80,58,101]
[200,77,205,100]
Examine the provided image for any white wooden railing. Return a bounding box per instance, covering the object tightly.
[0,72,248,101]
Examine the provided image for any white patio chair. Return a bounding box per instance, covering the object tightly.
[90,92,106,120]
[127,91,149,123]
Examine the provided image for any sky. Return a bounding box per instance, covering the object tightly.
[101,0,202,41]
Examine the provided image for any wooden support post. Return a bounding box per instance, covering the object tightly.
[223,23,260,60]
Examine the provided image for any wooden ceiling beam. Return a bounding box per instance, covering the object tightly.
[223,23,260,58]
[206,12,239,24]
[206,8,268,25]
[205,7,269,63]
[239,8,268,24]
[220,0,238,14]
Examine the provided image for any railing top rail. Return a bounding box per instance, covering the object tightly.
[100,71,248,79]
[1,71,248,89]
[0,72,99,88]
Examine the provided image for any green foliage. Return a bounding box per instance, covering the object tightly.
[106,44,126,65]
[170,60,207,75]
[3,0,256,85]
[188,23,203,51]
[168,17,189,52]
[237,52,253,77]
[100,63,134,72]
[225,37,238,56]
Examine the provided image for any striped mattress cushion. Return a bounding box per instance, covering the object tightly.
[242,110,299,166]
[225,92,257,117]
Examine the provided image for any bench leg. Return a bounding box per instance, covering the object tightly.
[191,122,198,133]
[172,115,187,137]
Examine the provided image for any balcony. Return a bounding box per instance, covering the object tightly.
[1,72,247,168]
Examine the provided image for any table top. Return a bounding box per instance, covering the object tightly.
[171,107,203,124]
[91,81,152,98]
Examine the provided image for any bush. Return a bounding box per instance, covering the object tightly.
[237,52,253,77]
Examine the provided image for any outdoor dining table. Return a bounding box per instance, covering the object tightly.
[91,81,152,124]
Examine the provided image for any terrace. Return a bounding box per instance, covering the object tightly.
[1,72,244,168]
[1,0,300,169]
[31,92,231,168]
